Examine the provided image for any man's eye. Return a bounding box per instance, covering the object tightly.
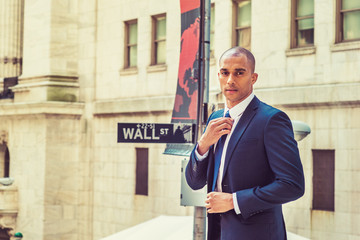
[221,72,229,76]
[236,72,244,76]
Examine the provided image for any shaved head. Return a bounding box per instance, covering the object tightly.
[219,47,256,73]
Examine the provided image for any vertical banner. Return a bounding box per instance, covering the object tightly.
[164,0,201,156]
[172,0,200,122]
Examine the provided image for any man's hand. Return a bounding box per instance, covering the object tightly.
[205,192,234,213]
[197,117,233,155]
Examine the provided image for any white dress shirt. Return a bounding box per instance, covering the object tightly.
[195,92,255,214]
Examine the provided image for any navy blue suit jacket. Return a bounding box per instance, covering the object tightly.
[185,96,305,240]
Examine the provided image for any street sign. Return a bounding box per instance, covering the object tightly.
[117,123,195,144]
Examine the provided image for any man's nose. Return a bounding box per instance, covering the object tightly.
[227,74,235,84]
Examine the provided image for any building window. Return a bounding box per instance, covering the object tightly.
[336,0,360,42]
[4,147,9,178]
[291,0,314,48]
[312,150,335,211]
[125,20,138,68]
[151,14,166,65]
[135,148,148,196]
[233,0,251,50]
[210,3,215,58]
[0,144,10,178]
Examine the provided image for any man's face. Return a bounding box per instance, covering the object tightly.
[218,54,258,109]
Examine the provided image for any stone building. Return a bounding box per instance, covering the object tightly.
[0,0,359,239]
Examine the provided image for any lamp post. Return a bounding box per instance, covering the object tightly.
[193,0,211,239]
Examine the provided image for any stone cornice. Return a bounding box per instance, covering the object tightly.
[94,96,174,115]
[94,83,360,115]
[255,82,360,109]
[0,101,84,117]
[12,75,79,93]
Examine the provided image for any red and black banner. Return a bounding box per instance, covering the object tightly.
[171,0,201,123]
[164,0,201,156]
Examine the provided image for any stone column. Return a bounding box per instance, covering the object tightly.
[0,0,24,78]
[11,0,79,103]
[1,1,85,240]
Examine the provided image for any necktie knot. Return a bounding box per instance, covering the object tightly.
[225,110,231,118]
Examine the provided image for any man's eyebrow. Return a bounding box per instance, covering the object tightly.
[234,68,246,71]
[219,67,247,71]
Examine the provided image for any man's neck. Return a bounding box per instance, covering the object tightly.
[225,92,254,113]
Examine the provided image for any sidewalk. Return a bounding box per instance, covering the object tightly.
[101,215,310,240]
[101,216,193,240]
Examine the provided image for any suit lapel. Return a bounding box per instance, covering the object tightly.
[222,97,260,182]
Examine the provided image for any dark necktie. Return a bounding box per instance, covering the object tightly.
[212,110,231,191]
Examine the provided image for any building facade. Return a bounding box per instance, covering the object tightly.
[0,0,359,239]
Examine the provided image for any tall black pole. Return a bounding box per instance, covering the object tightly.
[193,0,211,239]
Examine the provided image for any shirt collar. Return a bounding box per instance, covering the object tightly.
[224,92,255,118]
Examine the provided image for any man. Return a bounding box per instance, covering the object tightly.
[185,47,305,240]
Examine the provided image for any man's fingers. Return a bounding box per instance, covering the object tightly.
[205,192,216,211]
[205,201,213,213]
[215,122,233,133]
[208,118,233,131]
[205,194,212,209]
[205,192,234,214]
[207,119,233,138]
[207,192,216,199]
[210,118,233,131]
[210,117,234,125]
[198,117,234,152]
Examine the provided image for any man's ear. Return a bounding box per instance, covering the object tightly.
[251,73,258,84]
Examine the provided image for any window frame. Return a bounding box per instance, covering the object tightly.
[4,146,9,178]
[312,149,335,212]
[335,0,360,43]
[135,148,149,196]
[290,0,314,48]
[232,0,251,50]
[0,143,10,178]
[151,13,167,65]
[124,19,138,68]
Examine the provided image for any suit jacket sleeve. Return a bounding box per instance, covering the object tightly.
[235,111,305,219]
[185,148,210,190]
[185,111,217,190]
